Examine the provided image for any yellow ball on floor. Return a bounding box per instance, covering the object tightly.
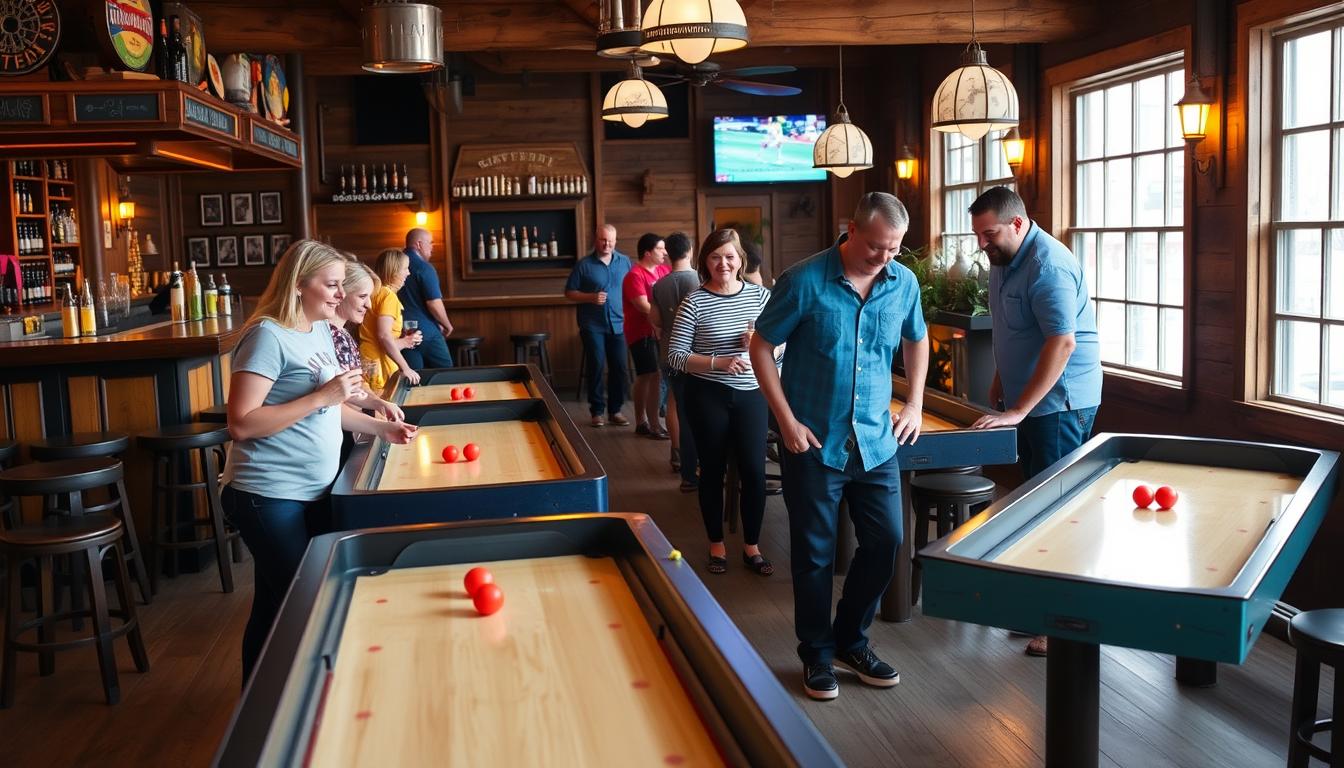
[667,549,682,561]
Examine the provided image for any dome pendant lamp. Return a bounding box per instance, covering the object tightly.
[931,0,1018,140]
[640,0,748,65]
[601,63,669,129]
[813,46,873,178]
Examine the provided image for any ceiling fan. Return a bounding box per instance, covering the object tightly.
[646,62,802,97]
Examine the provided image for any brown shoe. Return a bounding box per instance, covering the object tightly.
[608,413,630,426]
[590,415,605,427]
[1025,636,1048,657]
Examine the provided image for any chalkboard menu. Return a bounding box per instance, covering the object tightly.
[251,123,300,160]
[72,92,160,122]
[0,94,47,124]
[184,95,237,137]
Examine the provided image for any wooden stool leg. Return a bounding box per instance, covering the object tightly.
[113,478,151,605]
[66,490,88,632]
[514,344,526,365]
[1,555,20,708]
[166,451,182,580]
[538,342,553,383]
[202,447,234,593]
[110,542,148,673]
[84,545,120,705]
[36,556,54,676]
[1287,653,1320,768]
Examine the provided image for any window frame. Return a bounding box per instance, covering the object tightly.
[932,130,1016,257]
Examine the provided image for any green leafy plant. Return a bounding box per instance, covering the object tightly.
[896,244,990,319]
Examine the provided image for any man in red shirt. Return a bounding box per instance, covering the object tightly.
[624,233,671,438]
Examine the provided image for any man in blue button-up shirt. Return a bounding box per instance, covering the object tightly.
[565,224,633,426]
[752,192,929,701]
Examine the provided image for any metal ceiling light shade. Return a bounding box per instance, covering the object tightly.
[598,0,643,58]
[601,64,669,128]
[640,0,748,66]
[813,47,873,178]
[931,0,1019,140]
[361,1,444,73]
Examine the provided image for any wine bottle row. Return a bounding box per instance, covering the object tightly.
[14,262,52,306]
[453,174,588,199]
[17,221,46,255]
[475,225,560,261]
[50,205,79,244]
[333,163,414,202]
[13,182,40,214]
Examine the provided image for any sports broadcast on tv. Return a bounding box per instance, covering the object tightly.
[712,115,828,184]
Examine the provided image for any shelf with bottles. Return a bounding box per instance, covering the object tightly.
[459,200,582,281]
[3,159,82,309]
[451,174,589,200]
[326,162,416,204]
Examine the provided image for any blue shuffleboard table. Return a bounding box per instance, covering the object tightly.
[380,364,545,418]
[918,433,1339,768]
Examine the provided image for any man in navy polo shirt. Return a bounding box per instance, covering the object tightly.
[398,227,455,369]
[565,224,632,427]
[751,192,929,701]
[969,186,1102,658]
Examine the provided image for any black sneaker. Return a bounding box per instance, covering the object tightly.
[803,663,839,700]
[835,647,900,688]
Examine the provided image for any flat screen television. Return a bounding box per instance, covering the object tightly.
[712,114,827,184]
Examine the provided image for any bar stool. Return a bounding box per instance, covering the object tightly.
[909,472,996,605]
[197,404,229,424]
[1287,608,1344,767]
[0,441,17,528]
[1,514,149,707]
[0,458,151,607]
[447,335,484,367]
[511,332,554,383]
[28,431,129,461]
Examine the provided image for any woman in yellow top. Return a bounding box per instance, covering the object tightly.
[358,248,423,388]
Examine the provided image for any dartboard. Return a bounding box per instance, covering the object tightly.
[0,0,60,76]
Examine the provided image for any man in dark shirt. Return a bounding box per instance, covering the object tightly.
[565,224,632,427]
[398,228,454,369]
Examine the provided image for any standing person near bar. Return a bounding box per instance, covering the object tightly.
[222,239,416,682]
[398,227,455,370]
[650,231,701,489]
[623,232,671,438]
[750,192,929,700]
[668,229,773,577]
[359,248,422,390]
[967,186,1102,658]
[564,223,632,427]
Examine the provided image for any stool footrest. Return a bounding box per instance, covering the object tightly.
[9,609,139,653]
[1294,719,1334,762]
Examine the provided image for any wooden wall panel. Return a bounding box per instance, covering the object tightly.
[447,304,582,385]
[67,375,103,432]
[8,382,45,447]
[219,352,233,401]
[102,376,162,537]
[188,361,216,417]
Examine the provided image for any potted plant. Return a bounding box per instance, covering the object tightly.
[896,244,995,406]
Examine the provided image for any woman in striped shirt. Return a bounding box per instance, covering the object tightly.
[667,229,773,576]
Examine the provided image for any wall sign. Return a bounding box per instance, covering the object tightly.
[0,93,46,123]
[104,0,154,72]
[0,0,61,76]
[73,92,159,122]
[184,95,236,137]
[251,123,299,160]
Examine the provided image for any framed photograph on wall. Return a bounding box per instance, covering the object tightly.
[216,236,239,267]
[187,236,211,268]
[230,192,255,226]
[200,194,224,227]
[270,234,292,263]
[259,191,283,224]
[243,235,266,265]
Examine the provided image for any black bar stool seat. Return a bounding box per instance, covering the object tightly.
[511,332,554,383]
[909,472,997,605]
[447,335,484,367]
[197,404,229,425]
[0,514,149,707]
[0,440,18,528]
[0,441,17,466]
[137,423,240,595]
[29,432,129,461]
[1287,608,1344,767]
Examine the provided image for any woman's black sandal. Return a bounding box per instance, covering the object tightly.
[742,553,774,576]
[707,555,728,574]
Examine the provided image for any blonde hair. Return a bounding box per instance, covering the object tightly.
[375,248,409,287]
[246,239,348,329]
[343,259,379,295]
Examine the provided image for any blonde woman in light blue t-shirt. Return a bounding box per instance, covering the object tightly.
[222,239,417,683]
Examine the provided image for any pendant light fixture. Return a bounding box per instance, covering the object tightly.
[598,0,644,59]
[813,46,872,178]
[361,1,444,73]
[931,0,1018,140]
[640,0,748,65]
[601,63,669,128]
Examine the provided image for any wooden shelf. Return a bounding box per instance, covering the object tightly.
[16,213,46,219]
[19,253,51,260]
[49,195,72,201]
[51,242,79,248]
[11,175,42,182]
[453,194,585,203]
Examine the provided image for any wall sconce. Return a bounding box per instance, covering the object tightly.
[1001,127,1027,171]
[1175,76,1216,182]
[894,145,916,181]
[116,200,136,235]
[414,209,428,227]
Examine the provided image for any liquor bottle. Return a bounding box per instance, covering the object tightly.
[381,164,389,194]
[508,225,518,259]
[156,18,171,80]
[359,164,368,194]
[169,17,188,83]
[187,260,204,320]
[477,232,485,260]
[62,284,80,337]
[532,227,541,259]
[549,231,558,258]
[401,164,410,193]
[204,273,219,318]
[391,164,400,193]
[339,164,347,195]
[218,272,234,317]
[488,228,499,260]
[520,226,529,258]
[80,278,97,336]
[169,261,186,323]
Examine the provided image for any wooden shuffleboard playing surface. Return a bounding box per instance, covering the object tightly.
[307,555,722,767]
[375,422,565,491]
[401,380,531,406]
[889,397,962,432]
[993,460,1304,589]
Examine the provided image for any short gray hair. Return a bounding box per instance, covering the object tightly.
[853,192,909,231]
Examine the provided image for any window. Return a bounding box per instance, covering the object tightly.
[1068,60,1186,378]
[1271,21,1344,410]
[939,131,1014,257]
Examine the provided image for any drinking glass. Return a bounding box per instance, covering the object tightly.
[402,319,421,346]
[361,357,379,384]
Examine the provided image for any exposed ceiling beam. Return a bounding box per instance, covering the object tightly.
[559,0,600,29]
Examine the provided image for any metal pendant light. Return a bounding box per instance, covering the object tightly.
[598,0,643,58]
[362,1,444,73]
[640,0,748,65]
[602,63,669,128]
[813,46,873,178]
[931,0,1019,140]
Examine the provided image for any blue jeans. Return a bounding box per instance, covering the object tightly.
[222,486,325,684]
[1016,406,1098,480]
[402,332,454,370]
[580,327,628,416]
[780,446,903,665]
[666,372,699,485]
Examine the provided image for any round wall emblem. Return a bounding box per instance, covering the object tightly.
[0,0,60,76]
[105,0,153,71]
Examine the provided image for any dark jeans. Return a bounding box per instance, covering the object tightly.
[781,446,902,665]
[402,332,454,370]
[1016,406,1098,480]
[222,485,325,684]
[683,377,767,545]
[666,371,699,485]
[580,327,628,416]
